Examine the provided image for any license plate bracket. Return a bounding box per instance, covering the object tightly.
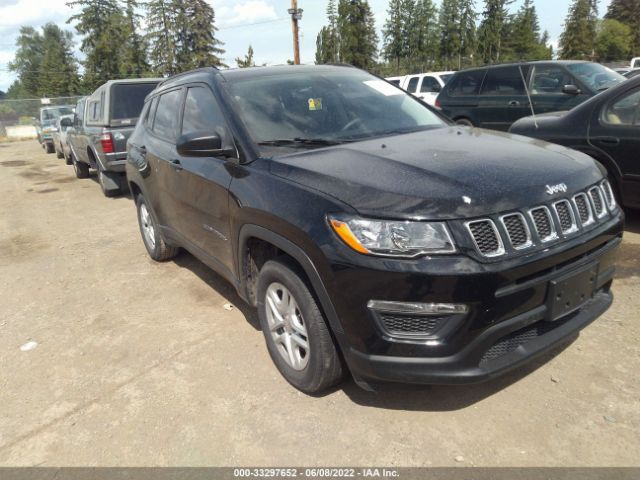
[547,263,599,321]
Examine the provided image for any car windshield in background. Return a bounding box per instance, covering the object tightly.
[440,74,453,84]
[566,63,625,91]
[111,83,159,122]
[40,107,73,122]
[227,70,446,153]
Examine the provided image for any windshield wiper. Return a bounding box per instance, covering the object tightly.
[257,137,345,147]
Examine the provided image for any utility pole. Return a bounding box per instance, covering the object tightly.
[288,0,303,64]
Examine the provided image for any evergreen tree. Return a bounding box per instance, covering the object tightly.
[408,0,439,71]
[315,0,340,64]
[382,0,414,74]
[337,0,378,69]
[501,0,551,60]
[178,0,226,70]
[558,0,598,59]
[38,23,81,97]
[236,45,256,68]
[146,0,178,75]
[67,0,123,90]
[457,0,477,69]
[119,0,149,77]
[605,0,640,56]
[7,26,44,97]
[477,0,512,64]
[438,0,462,70]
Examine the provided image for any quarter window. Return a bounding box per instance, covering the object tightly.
[604,89,640,126]
[152,89,182,140]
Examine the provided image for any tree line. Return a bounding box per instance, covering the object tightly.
[316,0,640,75]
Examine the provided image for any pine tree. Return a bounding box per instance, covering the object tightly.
[337,0,378,69]
[458,0,477,69]
[605,0,640,56]
[382,0,414,74]
[38,23,81,97]
[119,0,149,77]
[7,26,44,97]
[67,0,123,90]
[408,0,439,71]
[146,0,178,75]
[180,0,226,70]
[438,0,462,70]
[315,0,340,64]
[559,0,598,59]
[236,45,256,68]
[477,0,513,64]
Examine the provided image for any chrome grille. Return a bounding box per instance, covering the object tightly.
[573,193,594,227]
[553,200,578,234]
[529,206,556,242]
[601,180,616,210]
[589,187,606,218]
[501,213,531,249]
[466,220,504,257]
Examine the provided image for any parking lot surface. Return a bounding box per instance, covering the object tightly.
[1,140,639,466]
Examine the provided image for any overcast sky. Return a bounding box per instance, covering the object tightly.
[0,0,612,93]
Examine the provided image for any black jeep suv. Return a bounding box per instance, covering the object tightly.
[126,65,623,393]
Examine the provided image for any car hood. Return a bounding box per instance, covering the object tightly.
[269,127,603,220]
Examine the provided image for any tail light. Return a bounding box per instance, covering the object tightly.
[435,98,441,109]
[100,132,114,154]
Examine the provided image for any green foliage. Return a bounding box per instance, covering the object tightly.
[146,0,178,75]
[595,19,632,61]
[316,0,339,64]
[38,23,81,97]
[236,45,256,68]
[382,0,414,73]
[559,0,598,59]
[119,0,150,77]
[7,27,44,97]
[337,0,379,69]
[501,0,552,61]
[605,0,640,56]
[408,0,440,71]
[477,0,512,64]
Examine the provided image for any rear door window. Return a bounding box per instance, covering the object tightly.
[447,70,486,96]
[152,89,183,141]
[420,76,441,93]
[481,66,527,95]
[110,83,159,124]
[406,76,419,93]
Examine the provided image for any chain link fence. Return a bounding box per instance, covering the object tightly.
[0,95,86,139]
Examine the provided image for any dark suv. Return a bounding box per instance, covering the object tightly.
[126,65,623,393]
[436,61,625,130]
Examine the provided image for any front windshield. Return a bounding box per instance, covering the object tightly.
[226,69,446,153]
[40,106,74,122]
[566,63,625,92]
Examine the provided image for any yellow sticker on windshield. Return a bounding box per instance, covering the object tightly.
[308,98,322,111]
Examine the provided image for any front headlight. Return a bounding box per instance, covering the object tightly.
[328,215,456,257]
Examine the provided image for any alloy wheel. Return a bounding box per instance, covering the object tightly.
[139,203,156,250]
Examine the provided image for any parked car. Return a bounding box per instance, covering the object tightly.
[37,105,74,153]
[510,75,640,209]
[399,71,455,106]
[51,114,74,163]
[436,61,625,130]
[630,57,640,69]
[385,76,404,87]
[67,78,162,196]
[126,65,622,394]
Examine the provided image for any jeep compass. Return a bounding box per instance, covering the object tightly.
[126,65,623,393]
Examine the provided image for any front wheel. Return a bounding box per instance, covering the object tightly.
[257,259,344,393]
[135,194,179,261]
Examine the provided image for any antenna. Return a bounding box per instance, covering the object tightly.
[519,65,538,129]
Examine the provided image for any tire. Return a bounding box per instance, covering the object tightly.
[64,152,72,166]
[45,142,55,154]
[55,143,64,159]
[135,194,179,261]
[97,163,121,197]
[72,153,90,179]
[257,259,344,393]
[455,118,474,127]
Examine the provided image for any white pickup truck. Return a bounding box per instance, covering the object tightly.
[630,58,640,69]
[385,71,454,106]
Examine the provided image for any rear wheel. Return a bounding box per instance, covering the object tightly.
[135,194,179,261]
[45,142,55,154]
[55,143,64,159]
[64,152,72,166]
[72,153,89,179]
[455,118,474,127]
[257,259,344,394]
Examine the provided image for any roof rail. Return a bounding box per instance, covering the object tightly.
[157,66,220,88]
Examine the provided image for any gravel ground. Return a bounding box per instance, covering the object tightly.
[0,140,638,467]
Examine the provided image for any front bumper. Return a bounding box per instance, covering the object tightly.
[326,213,623,387]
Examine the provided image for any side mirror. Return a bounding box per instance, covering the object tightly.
[176,131,235,158]
[562,84,581,95]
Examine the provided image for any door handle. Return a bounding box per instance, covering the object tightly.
[596,137,620,146]
[169,158,183,170]
[508,100,520,107]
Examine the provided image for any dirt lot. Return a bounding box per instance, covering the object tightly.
[0,140,638,467]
